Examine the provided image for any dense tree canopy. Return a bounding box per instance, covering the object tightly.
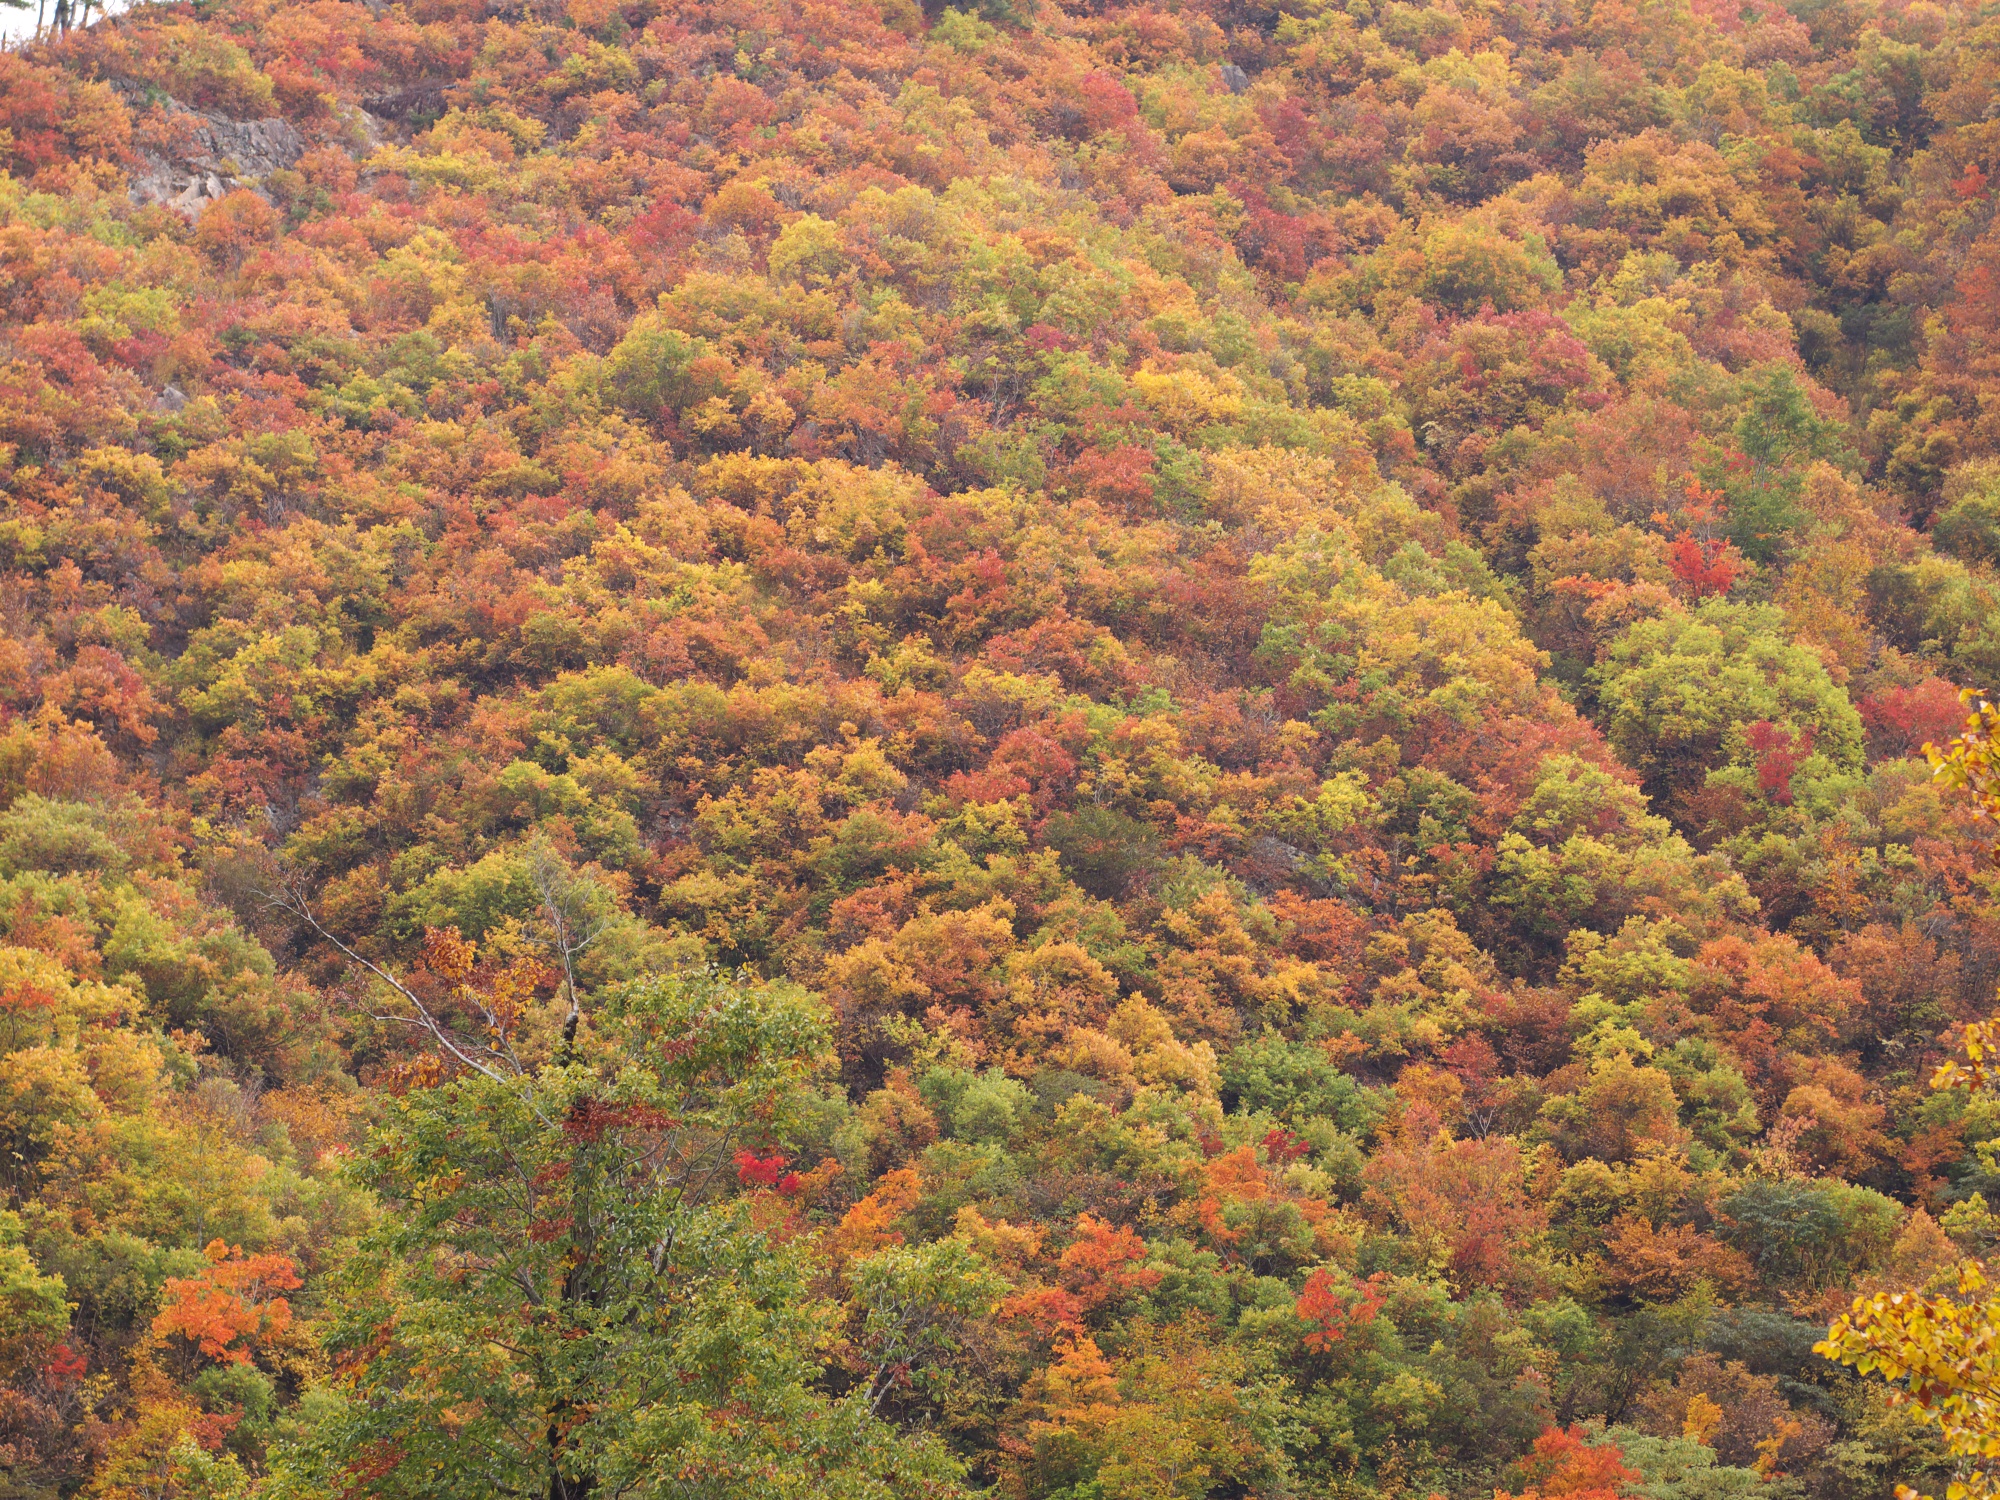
[3,0,2000,1494]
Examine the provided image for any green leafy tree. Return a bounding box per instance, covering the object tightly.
[269,962,963,1500]
[1594,602,1864,810]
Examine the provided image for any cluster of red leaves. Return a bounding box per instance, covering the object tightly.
[734,1149,803,1195]
[1747,720,1817,806]
[1295,1269,1387,1353]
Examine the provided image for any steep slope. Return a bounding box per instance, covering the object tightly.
[1,0,1999,1494]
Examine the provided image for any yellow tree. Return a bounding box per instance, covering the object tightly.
[1925,693,2000,843]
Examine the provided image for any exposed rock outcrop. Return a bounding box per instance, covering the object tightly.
[114,83,305,210]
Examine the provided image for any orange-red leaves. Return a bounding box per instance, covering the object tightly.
[152,1240,302,1365]
[1295,1268,1385,1352]
[1499,1424,1640,1500]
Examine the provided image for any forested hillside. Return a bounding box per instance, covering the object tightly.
[4,0,2000,1492]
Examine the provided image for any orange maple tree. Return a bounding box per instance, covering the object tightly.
[151,1239,303,1365]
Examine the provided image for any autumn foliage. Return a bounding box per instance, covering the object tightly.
[1,0,2000,1493]
[1499,1425,1642,1500]
[152,1241,303,1366]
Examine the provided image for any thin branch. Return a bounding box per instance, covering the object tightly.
[646,1127,741,1277]
[528,844,607,1068]
[269,875,529,1097]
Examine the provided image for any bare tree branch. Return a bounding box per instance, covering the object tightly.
[267,873,522,1092]
[527,843,608,1068]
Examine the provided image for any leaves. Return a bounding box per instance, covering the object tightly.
[5,0,2000,1495]
[152,1241,302,1367]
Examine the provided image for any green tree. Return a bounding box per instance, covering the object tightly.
[1721,364,1852,560]
[1594,602,1863,809]
[268,963,962,1500]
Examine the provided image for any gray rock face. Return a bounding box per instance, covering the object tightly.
[116,84,306,211]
